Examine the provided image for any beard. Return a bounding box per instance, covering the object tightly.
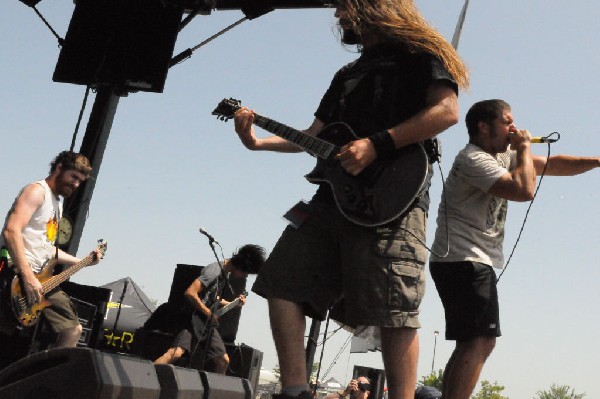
[55,172,76,198]
[341,27,361,45]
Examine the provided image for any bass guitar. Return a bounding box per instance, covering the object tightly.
[212,98,429,227]
[10,240,107,327]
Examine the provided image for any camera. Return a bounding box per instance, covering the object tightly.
[357,382,371,392]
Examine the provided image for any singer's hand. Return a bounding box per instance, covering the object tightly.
[509,129,532,151]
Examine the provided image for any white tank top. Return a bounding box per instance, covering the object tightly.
[17,180,62,273]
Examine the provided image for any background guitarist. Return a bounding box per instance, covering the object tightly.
[153,244,265,373]
[0,150,102,348]
[232,1,469,398]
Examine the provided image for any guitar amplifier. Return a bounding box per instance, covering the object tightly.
[71,297,97,347]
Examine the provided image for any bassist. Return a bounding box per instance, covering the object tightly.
[0,151,101,348]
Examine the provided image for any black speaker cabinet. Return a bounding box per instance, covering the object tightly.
[155,364,204,399]
[225,344,263,395]
[200,370,252,399]
[352,365,386,399]
[168,264,246,344]
[62,281,111,350]
[0,347,160,399]
[53,0,183,93]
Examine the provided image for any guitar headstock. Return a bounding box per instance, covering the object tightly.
[96,239,108,259]
[212,98,242,122]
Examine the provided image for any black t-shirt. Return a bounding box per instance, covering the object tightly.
[313,44,458,211]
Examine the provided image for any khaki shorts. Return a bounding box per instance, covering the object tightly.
[42,289,80,333]
[252,201,428,328]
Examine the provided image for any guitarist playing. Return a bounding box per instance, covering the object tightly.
[232,1,469,398]
[0,150,102,348]
[153,244,265,373]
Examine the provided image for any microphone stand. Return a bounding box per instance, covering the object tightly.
[189,237,231,371]
[111,279,128,348]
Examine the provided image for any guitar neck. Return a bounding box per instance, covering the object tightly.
[41,254,95,294]
[252,114,337,159]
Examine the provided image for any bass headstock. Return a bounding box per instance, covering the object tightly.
[96,239,108,259]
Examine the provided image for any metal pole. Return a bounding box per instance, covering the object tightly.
[431,330,439,374]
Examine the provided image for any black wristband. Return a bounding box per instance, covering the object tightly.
[368,130,396,158]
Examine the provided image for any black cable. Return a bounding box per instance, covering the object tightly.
[31,5,64,47]
[497,132,560,283]
[312,314,330,394]
[69,86,92,152]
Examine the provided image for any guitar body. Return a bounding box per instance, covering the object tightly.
[10,260,56,327]
[7,240,106,328]
[212,98,430,227]
[306,122,429,226]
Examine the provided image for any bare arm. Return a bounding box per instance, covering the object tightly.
[488,131,537,202]
[533,154,600,176]
[233,107,324,153]
[388,82,460,148]
[1,184,45,303]
[336,82,459,175]
[184,279,218,322]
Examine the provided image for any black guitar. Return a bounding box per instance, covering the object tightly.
[212,98,429,227]
[191,293,246,340]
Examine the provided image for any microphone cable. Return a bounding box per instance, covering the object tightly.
[497,132,559,283]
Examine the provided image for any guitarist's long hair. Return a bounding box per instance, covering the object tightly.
[338,0,469,90]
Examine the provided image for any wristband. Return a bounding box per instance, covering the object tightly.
[368,130,396,158]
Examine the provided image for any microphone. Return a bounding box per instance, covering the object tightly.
[199,227,219,244]
[510,132,559,144]
[531,136,558,144]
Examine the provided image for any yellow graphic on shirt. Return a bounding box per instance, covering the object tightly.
[46,217,59,243]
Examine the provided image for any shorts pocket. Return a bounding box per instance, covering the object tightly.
[389,260,425,311]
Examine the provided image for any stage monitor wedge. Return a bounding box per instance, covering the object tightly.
[53,0,183,93]
[0,347,160,399]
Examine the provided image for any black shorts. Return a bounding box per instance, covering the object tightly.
[429,261,501,341]
[171,327,226,361]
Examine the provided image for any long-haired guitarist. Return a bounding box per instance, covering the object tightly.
[0,150,102,347]
[232,1,469,398]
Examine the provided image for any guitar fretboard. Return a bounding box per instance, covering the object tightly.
[253,114,337,159]
[41,253,96,293]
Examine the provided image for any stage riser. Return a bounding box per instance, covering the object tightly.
[0,347,252,399]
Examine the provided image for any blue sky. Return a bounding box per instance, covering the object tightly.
[1,1,598,397]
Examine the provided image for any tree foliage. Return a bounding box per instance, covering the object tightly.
[471,380,509,399]
[419,369,443,391]
[534,384,586,399]
[273,362,320,383]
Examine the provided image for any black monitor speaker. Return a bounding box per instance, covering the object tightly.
[0,347,160,398]
[225,343,263,395]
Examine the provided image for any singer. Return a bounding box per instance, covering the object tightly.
[429,99,600,399]
[153,244,265,373]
